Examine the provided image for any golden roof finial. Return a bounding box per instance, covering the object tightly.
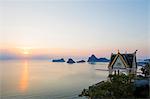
[117,49,120,54]
[134,50,138,54]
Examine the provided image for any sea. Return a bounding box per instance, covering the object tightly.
[0,60,110,99]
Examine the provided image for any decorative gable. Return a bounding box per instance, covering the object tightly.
[109,53,128,68]
[113,56,126,69]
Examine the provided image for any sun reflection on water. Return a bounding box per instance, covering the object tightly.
[19,60,29,92]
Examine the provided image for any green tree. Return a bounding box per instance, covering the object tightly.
[80,74,135,98]
[141,63,150,77]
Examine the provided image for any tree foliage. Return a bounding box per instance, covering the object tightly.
[141,63,150,77]
[80,74,135,98]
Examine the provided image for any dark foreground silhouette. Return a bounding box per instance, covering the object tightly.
[79,74,149,99]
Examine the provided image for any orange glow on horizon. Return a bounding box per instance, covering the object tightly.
[0,47,149,59]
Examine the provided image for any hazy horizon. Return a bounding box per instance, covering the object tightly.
[0,0,149,59]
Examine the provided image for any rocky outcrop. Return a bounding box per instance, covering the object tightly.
[77,60,86,63]
[98,58,110,62]
[87,54,109,62]
[67,58,75,64]
[52,58,65,62]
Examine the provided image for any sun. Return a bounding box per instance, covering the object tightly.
[23,50,29,55]
[20,47,31,55]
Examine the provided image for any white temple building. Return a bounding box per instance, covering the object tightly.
[108,50,137,75]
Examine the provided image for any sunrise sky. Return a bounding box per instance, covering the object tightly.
[0,0,149,59]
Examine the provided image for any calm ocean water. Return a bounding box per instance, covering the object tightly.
[0,60,109,99]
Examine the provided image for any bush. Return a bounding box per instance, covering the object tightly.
[80,74,135,98]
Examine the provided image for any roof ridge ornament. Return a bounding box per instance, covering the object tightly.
[135,50,138,54]
[117,49,120,54]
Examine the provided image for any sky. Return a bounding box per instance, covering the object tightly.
[0,0,149,59]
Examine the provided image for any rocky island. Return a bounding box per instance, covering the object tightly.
[76,60,86,63]
[52,58,65,62]
[87,54,109,62]
[67,58,75,64]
